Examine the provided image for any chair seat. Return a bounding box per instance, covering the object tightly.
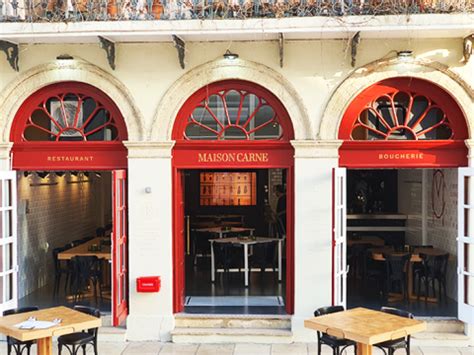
[321,334,356,348]
[58,332,94,345]
[376,337,407,349]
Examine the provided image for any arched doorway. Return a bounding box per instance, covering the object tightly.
[334,77,473,323]
[172,80,295,314]
[8,82,129,326]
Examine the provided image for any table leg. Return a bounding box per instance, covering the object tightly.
[278,240,282,282]
[244,244,249,287]
[357,343,372,355]
[211,241,215,283]
[37,336,53,355]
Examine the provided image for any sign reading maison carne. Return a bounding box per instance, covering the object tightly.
[197,152,269,163]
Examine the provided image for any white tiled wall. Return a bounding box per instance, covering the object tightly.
[17,172,109,298]
[398,168,458,300]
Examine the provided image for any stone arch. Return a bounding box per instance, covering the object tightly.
[319,58,474,141]
[151,58,312,141]
[0,60,145,142]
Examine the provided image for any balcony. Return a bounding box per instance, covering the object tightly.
[1,0,473,22]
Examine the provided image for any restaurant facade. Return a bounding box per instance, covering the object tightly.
[0,13,473,343]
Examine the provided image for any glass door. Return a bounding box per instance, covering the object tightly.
[333,168,347,307]
[458,167,474,323]
[0,171,17,315]
[112,170,128,326]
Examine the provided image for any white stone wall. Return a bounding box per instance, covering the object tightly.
[17,172,106,298]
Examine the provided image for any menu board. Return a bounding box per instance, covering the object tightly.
[200,172,256,206]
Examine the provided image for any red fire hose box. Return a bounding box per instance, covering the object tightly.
[136,276,161,293]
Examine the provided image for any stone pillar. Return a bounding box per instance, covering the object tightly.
[0,143,13,170]
[124,141,175,341]
[290,139,342,342]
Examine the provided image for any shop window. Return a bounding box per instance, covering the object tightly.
[16,85,125,142]
[182,87,284,141]
[350,91,453,141]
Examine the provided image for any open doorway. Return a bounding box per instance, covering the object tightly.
[346,168,458,317]
[183,168,287,314]
[17,171,113,313]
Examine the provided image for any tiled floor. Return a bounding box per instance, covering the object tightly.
[12,341,473,355]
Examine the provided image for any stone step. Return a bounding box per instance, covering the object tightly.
[98,326,127,342]
[174,314,291,329]
[417,317,465,333]
[412,331,471,347]
[101,314,112,327]
[171,327,293,344]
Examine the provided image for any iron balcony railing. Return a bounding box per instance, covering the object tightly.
[0,0,473,21]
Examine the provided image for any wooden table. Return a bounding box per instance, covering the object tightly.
[371,247,448,302]
[57,237,111,260]
[348,236,385,247]
[194,226,255,239]
[0,306,101,355]
[210,236,282,287]
[304,307,426,355]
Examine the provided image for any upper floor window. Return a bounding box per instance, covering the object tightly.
[340,78,468,142]
[13,82,127,143]
[174,80,293,141]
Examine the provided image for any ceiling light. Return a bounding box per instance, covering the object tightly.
[223,50,239,60]
[56,54,74,60]
[37,171,49,179]
[397,50,413,61]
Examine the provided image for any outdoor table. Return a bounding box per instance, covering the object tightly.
[371,247,448,302]
[194,226,255,239]
[210,236,282,287]
[0,306,101,355]
[57,237,111,260]
[304,307,426,355]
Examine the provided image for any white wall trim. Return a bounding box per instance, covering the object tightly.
[0,60,145,142]
[291,140,342,159]
[150,58,312,141]
[319,58,474,141]
[124,141,175,159]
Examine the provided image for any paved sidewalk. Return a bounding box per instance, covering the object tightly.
[18,341,473,354]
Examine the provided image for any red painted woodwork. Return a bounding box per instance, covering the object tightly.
[339,77,468,168]
[172,80,294,142]
[173,169,186,313]
[112,169,128,326]
[11,82,128,170]
[172,80,295,314]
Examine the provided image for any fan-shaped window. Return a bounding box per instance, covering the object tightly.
[179,84,290,141]
[350,91,453,141]
[14,83,127,143]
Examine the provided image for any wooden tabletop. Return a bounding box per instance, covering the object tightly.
[0,306,101,342]
[348,236,385,247]
[58,237,111,260]
[304,307,426,345]
[371,247,448,263]
[194,227,255,234]
[210,236,280,245]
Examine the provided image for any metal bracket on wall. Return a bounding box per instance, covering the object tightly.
[463,34,473,63]
[0,40,19,71]
[98,36,116,70]
[350,31,361,68]
[279,33,284,68]
[172,35,185,69]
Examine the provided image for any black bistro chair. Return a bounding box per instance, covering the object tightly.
[3,306,39,355]
[383,253,411,301]
[58,305,100,355]
[70,256,103,303]
[415,253,449,302]
[53,246,72,296]
[374,307,414,355]
[313,306,356,355]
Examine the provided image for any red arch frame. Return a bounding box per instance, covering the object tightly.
[338,77,468,168]
[172,80,295,314]
[10,82,128,170]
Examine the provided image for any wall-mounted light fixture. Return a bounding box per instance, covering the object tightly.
[397,50,413,62]
[56,54,74,60]
[223,50,239,60]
